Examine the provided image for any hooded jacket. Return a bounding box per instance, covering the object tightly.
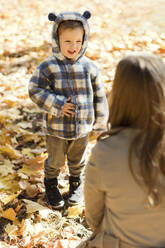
[28,11,108,139]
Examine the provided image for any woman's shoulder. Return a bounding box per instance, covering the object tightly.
[98,127,139,146]
[90,128,140,166]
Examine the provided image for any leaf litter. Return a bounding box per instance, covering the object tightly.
[0,0,165,247]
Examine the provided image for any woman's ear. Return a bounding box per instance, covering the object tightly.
[48,13,57,21]
[82,11,91,19]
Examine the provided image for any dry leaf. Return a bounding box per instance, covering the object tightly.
[61,226,77,240]
[0,191,22,205]
[15,203,24,212]
[0,159,14,176]
[67,205,84,219]
[26,184,40,198]
[3,96,19,107]
[18,122,32,129]
[0,0,165,247]
[23,153,47,171]
[22,148,35,158]
[0,144,22,159]
[5,223,18,235]
[2,208,16,221]
[19,219,33,236]
[0,241,17,248]
[23,199,54,218]
[54,240,64,248]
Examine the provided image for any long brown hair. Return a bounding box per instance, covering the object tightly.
[108,53,165,206]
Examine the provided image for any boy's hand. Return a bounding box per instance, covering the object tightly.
[92,131,101,137]
[62,97,75,117]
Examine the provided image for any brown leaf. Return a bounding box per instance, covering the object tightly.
[24,154,47,171]
[26,184,40,198]
[54,240,64,248]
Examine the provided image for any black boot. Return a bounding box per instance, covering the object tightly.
[44,178,64,210]
[68,176,83,205]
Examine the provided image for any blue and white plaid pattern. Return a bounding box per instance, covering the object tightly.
[29,12,108,139]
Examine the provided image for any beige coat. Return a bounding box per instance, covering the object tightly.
[83,128,165,248]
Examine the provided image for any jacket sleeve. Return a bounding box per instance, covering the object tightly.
[84,145,105,231]
[28,67,67,117]
[91,69,109,131]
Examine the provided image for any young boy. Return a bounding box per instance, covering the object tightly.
[28,11,108,210]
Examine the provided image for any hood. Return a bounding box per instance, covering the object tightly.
[48,11,91,62]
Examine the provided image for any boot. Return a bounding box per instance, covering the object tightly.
[68,176,83,205]
[44,178,64,209]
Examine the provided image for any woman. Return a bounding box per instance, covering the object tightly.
[80,53,165,248]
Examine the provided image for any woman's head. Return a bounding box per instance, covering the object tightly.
[108,53,165,206]
[109,53,165,130]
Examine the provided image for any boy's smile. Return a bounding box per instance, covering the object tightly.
[59,27,84,60]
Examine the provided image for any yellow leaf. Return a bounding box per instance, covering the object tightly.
[0,144,22,159]
[0,159,14,176]
[0,131,11,145]
[67,205,84,219]
[0,114,6,125]
[3,96,18,107]
[15,203,23,213]
[5,223,18,235]
[0,191,22,205]
[22,148,35,158]
[2,208,16,221]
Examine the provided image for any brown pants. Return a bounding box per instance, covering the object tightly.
[44,135,88,179]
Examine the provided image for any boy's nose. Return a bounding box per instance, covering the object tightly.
[70,43,77,48]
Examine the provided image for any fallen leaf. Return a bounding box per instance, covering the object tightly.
[0,144,22,159]
[23,153,47,171]
[0,241,17,248]
[67,205,84,219]
[0,191,22,205]
[54,240,64,248]
[23,199,55,219]
[5,223,18,235]
[2,208,16,221]
[0,159,14,176]
[25,184,40,198]
[61,226,77,240]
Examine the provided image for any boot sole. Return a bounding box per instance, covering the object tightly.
[67,199,82,206]
[50,201,65,210]
[51,203,65,210]
[46,197,65,210]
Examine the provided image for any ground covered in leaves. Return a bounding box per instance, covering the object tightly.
[0,0,165,247]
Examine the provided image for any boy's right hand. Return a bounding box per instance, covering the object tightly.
[61,97,75,117]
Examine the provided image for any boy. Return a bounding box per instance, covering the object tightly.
[28,11,108,210]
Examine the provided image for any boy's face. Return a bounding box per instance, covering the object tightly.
[59,27,84,60]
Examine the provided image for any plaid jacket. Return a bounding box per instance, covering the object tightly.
[28,11,108,139]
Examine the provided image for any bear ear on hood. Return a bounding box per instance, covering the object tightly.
[48,13,57,21]
[82,11,91,19]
